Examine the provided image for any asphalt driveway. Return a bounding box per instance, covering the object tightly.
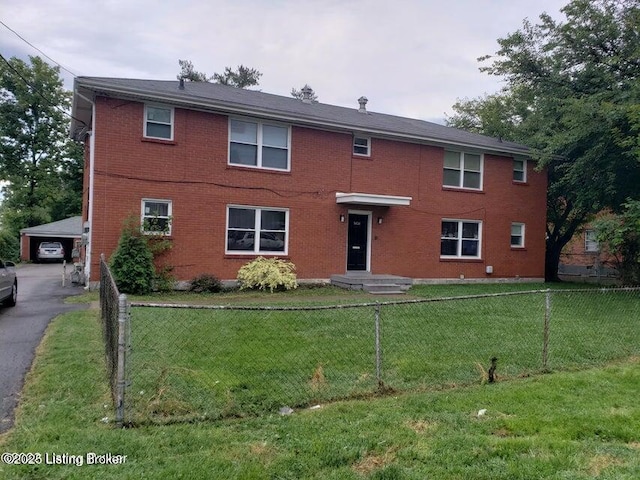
[0,263,86,434]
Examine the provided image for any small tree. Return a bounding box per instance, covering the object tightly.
[110,219,155,295]
[593,200,640,285]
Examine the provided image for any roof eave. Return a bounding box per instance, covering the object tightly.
[74,79,531,158]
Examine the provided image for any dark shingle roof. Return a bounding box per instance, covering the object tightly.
[72,77,529,156]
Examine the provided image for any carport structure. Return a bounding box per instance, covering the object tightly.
[19,216,82,262]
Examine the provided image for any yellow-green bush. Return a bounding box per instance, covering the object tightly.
[237,257,298,292]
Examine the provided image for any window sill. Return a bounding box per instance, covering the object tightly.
[227,164,291,175]
[142,233,173,238]
[142,137,176,146]
[512,181,529,186]
[352,154,373,160]
[442,186,485,194]
[439,257,483,263]
[224,253,290,259]
[511,247,527,251]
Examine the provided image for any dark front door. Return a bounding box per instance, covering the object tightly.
[347,213,368,271]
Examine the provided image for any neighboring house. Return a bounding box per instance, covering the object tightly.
[559,226,618,282]
[19,216,82,263]
[70,78,547,286]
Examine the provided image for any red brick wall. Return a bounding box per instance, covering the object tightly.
[86,96,547,282]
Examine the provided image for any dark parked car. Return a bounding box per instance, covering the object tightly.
[0,260,17,307]
[37,242,65,262]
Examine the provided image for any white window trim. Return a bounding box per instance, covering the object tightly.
[143,104,174,141]
[228,117,291,172]
[141,198,172,235]
[513,158,527,183]
[225,205,289,255]
[443,151,484,191]
[585,229,599,252]
[440,219,482,259]
[353,136,371,157]
[511,222,525,248]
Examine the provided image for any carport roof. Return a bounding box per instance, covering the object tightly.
[20,216,82,238]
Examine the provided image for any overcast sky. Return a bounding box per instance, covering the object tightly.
[1,0,568,123]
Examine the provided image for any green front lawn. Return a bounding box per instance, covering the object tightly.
[125,286,639,423]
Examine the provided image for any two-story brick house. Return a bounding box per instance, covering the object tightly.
[70,77,547,286]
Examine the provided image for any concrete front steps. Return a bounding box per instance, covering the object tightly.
[330,273,412,295]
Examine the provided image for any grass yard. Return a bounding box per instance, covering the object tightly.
[1,307,639,479]
[125,285,639,424]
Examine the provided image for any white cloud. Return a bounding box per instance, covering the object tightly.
[0,0,567,122]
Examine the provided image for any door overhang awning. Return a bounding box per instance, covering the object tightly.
[335,192,412,206]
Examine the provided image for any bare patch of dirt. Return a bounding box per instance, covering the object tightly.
[352,448,397,475]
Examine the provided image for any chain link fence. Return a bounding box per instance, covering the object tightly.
[99,255,128,425]
[98,265,639,426]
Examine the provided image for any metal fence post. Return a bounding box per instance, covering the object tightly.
[375,303,382,387]
[542,289,551,371]
[116,293,129,427]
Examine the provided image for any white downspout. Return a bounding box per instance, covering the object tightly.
[82,96,96,288]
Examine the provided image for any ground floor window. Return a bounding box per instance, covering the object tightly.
[226,206,288,254]
[511,223,525,248]
[584,229,599,252]
[441,220,481,258]
[141,199,172,235]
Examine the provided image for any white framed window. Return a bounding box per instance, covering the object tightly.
[353,136,371,156]
[226,205,288,254]
[443,151,483,190]
[144,105,174,140]
[441,220,482,258]
[585,229,599,252]
[511,223,525,248]
[229,118,290,171]
[141,199,172,235]
[513,158,527,182]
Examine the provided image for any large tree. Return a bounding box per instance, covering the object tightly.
[0,55,83,235]
[446,0,640,281]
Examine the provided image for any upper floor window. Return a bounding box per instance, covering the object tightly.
[443,151,483,190]
[441,220,482,258]
[226,206,288,254]
[511,223,525,248]
[353,136,371,156]
[141,199,172,235]
[513,159,527,182]
[144,105,174,140]
[585,229,599,252]
[229,119,290,171]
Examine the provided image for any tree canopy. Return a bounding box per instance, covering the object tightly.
[446,0,640,281]
[0,55,83,236]
[176,59,210,82]
[177,60,262,89]
[213,65,262,89]
[291,84,318,103]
